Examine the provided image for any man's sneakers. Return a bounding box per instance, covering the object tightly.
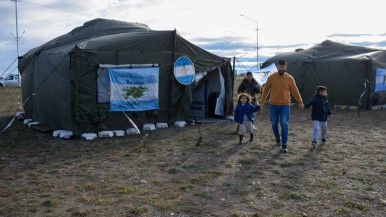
[312,141,317,145]
[275,138,281,146]
[321,138,326,143]
[280,145,288,153]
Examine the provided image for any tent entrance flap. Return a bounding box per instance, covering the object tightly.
[97,68,110,103]
[190,68,225,118]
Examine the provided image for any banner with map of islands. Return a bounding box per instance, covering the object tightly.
[108,67,159,111]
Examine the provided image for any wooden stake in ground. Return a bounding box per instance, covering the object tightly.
[137,133,148,149]
[196,135,204,146]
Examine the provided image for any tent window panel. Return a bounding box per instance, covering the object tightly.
[97,68,110,103]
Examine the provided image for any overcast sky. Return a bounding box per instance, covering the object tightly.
[1,0,386,76]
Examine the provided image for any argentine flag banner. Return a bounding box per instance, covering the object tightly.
[375,68,386,92]
[108,67,159,111]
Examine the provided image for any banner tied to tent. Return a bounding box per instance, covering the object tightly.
[108,67,159,111]
[375,68,386,92]
[250,63,277,86]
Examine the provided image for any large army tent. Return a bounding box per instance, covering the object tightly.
[262,40,386,108]
[18,18,234,135]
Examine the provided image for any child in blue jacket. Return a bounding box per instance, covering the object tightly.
[234,93,260,144]
[304,86,333,145]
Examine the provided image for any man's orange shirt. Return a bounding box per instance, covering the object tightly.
[260,72,303,106]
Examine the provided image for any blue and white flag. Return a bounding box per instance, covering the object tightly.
[251,63,278,86]
[108,67,159,111]
[375,68,386,92]
[174,56,195,85]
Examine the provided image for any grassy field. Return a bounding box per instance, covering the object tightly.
[0,86,385,217]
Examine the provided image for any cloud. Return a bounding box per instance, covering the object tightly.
[260,44,308,49]
[189,36,256,56]
[2,0,386,73]
[192,36,247,43]
[350,41,386,48]
[191,36,308,55]
[327,33,373,38]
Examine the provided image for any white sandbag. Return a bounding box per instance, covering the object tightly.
[156,123,168,128]
[113,130,125,137]
[53,130,68,137]
[226,115,234,121]
[59,131,73,139]
[126,128,140,135]
[27,122,40,128]
[98,131,114,138]
[81,133,97,140]
[15,112,26,120]
[174,121,187,127]
[24,119,33,125]
[142,123,156,131]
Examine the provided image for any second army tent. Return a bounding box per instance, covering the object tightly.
[19,18,234,135]
[262,40,386,108]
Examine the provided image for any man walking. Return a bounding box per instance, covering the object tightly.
[237,71,261,106]
[259,60,304,153]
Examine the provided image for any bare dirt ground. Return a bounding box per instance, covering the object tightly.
[0,87,385,217]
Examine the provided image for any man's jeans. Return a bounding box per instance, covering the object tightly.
[269,105,290,145]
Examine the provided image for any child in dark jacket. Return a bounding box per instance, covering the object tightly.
[304,86,332,144]
[234,93,260,144]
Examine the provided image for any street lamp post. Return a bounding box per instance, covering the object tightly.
[240,14,259,70]
[12,0,21,87]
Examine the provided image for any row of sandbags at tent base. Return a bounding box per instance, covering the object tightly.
[68,121,188,140]
[22,119,188,140]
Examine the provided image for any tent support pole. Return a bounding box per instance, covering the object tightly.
[232,56,236,78]
[232,56,236,94]
[168,30,177,123]
[358,59,372,116]
[365,60,372,110]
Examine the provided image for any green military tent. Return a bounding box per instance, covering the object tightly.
[262,40,386,108]
[18,18,234,135]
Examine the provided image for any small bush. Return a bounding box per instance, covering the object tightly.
[179,184,195,190]
[42,198,58,207]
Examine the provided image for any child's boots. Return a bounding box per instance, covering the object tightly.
[239,135,244,144]
[249,134,253,142]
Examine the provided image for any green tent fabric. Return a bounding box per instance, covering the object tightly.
[262,40,386,108]
[19,18,234,135]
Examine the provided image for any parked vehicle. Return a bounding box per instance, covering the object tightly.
[0,74,19,87]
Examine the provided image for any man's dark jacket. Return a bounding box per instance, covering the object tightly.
[237,78,261,102]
